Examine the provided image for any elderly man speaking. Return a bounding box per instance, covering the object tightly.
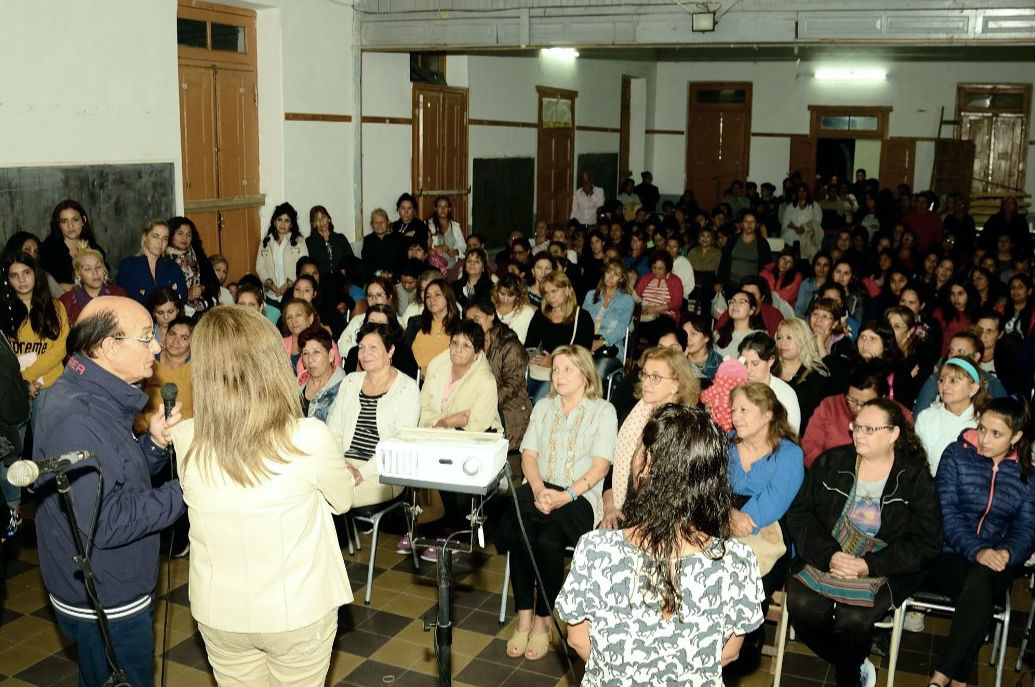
[32,296,184,687]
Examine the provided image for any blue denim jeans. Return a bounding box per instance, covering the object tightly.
[55,605,155,687]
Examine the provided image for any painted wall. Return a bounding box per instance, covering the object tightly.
[651,59,1035,199]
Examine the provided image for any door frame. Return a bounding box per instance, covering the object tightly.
[411,83,470,226]
[536,85,577,228]
[685,81,753,207]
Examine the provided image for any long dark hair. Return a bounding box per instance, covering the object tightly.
[47,199,99,246]
[939,278,980,325]
[715,290,765,348]
[863,398,926,466]
[1004,273,1035,338]
[622,403,733,616]
[419,279,460,336]
[1,252,62,340]
[262,202,303,248]
[980,396,1032,482]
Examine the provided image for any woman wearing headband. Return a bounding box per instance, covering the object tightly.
[914,357,988,476]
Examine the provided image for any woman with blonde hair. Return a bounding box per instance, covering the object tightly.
[116,219,187,307]
[492,273,536,344]
[775,317,830,434]
[601,346,699,529]
[583,259,636,383]
[171,306,354,687]
[915,357,989,476]
[495,344,616,661]
[524,271,595,403]
[58,241,127,325]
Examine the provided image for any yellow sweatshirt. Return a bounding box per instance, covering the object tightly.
[8,300,69,389]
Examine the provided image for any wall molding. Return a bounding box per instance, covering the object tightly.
[576,125,620,134]
[469,118,536,129]
[646,128,684,135]
[361,115,413,125]
[285,112,352,122]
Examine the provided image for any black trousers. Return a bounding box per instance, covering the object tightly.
[786,575,893,687]
[494,482,593,617]
[925,552,1015,682]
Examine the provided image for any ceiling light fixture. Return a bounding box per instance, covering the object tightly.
[815,68,887,82]
[541,47,579,60]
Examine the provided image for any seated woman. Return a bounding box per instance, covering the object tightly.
[39,199,106,292]
[527,252,558,308]
[582,259,635,382]
[452,247,495,309]
[557,403,764,685]
[341,305,418,380]
[809,297,854,379]
[763,247,804,307]
[774,317,830,434]
[298,326,346,423]
[419,320,503,434]
[738,332,802,436]
[148,286,184,352]
[401,269,448,327]
[883,305,930,410]
[786,399,942,687]
[494,345,616,661]
[58,241,127,325]
[524,271,595,404]
[134,315,194,435]
[727,382,804,667]
[338,275,401,355]
[926,397,1035,687]
[166,216,220,314]
[682,313,722,383]
[633,249,683,345]
[933,279,980,356]
[601,346,698,529]
[492,274,536,345]
[915,357,987,476]
[325,322,421,508]
[117,220,187,307]
[3,231,62,297]
[170,306,353,687]
[234,281,280,325]
[464,295,532,451]
[713,290,766,360]
[280,298,341,384]
[406,278,461,375]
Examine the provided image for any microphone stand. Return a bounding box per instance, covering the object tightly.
[55,472,131,687]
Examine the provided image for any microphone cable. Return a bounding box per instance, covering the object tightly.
[502,465,577,681]
[159,437,178,687]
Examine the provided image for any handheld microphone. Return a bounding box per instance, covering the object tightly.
[161,383,178,421]
[7,450,96,488]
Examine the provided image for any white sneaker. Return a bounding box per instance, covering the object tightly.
[903,610,925,632]
[859,658,876,687]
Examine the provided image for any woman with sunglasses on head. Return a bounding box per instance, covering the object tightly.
[925,397,1035,687]
[786,398,941,687]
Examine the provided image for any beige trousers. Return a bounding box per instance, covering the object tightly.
[348,457,403,508]
[197,608,337,687]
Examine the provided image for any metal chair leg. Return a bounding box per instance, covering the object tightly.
[499,552,510,624]
[886,601,908,687]
[773,602,790,687]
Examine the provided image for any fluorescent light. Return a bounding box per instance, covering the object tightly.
[815,68,887,82]
[541,47,579,60]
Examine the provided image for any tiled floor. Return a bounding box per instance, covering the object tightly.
[0,508,1031,687]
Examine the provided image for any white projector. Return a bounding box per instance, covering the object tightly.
[376,428,509,494]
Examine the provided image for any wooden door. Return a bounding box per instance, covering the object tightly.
[958,84,1031,193]
[177,1,260,280]
[536,87,576,229]
[788,135,816,185]
[619,76,631,178]
[880,138,916,190]
[412,85,469,230]
[686,83,752,211]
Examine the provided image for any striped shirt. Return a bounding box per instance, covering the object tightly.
[344,391,384,461]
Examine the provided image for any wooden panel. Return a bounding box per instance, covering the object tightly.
[686,82,752,211]
[961,113,994,192]
[880,137,916,189]
[989,115,1026,192]
[931,139,976,195]
[788,135,816,185]
[719,110,750,196]
[619,75,631,177]
[215,69,259,198]
[219,206,261,281]
[178,65,217,201]
[190,210,221,263]
[687,110,722,209]
[412,85,469,228]
[536,89,575,229]
[441,88,469,230]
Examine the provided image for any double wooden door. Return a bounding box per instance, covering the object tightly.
[412,85,469,228]
[686,83,752,210]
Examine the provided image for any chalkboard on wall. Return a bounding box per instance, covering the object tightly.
[0,163,176,272]
[472,157,535,250]
[576,152,619,200]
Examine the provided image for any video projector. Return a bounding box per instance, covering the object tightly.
[376,428,509,495]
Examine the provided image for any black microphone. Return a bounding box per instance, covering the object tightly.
[161,383,178,421]
[7,450,96,488]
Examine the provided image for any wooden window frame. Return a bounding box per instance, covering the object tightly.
[177,1,256,70]
[808,105,890,140]
[688,82,753,112]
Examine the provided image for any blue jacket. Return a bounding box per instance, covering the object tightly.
[937,428,1035,568]
[582,290,635,362]
[116,254,188,307]
[32,355,184,615]
[728,435,804,533]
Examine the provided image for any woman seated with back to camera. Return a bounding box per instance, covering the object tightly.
[582,259,636,383]
[464,295,532,452]
[340,304,418,380]
[601,346,698,529]
[524,271,595,404]
[556,403,764,686]
[494,345,616,662]
[325,322,420,508]
[726,382,804,668]
[926,397,1035,687]
[786,398,942,687]
[171,306,354,687]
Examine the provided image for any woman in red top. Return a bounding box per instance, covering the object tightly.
[934,279,979,356]
[57,242,127,325]
[634,249,683,344]
[763,248,804,306]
